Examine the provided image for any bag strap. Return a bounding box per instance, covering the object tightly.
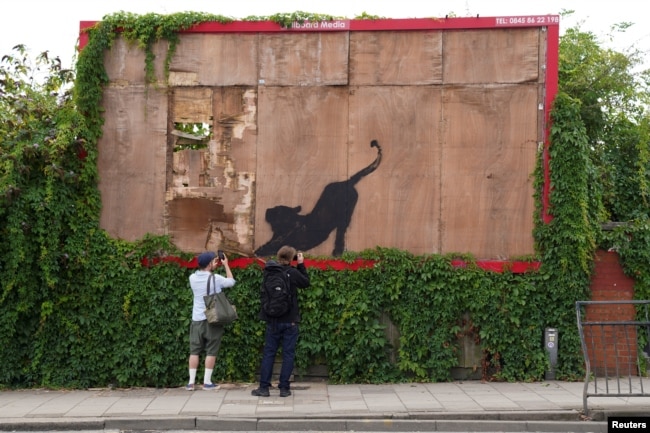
[206,274,216,296]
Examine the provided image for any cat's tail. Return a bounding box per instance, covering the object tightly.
[349,140,382,183]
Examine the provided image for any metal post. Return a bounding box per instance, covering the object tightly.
[545,327,558,380]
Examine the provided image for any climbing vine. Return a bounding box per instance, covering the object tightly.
[2,11,647,389]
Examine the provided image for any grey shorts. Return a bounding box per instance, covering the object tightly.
[189,320,225,356]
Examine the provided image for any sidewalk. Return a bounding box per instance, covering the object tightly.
[1,380,649,432]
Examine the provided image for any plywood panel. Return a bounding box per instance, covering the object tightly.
[259,33,349,86]
[254,86,349,256]
[440,85,538,258]
[98,87,168,240]
[97,24,549,259]
[169,34,258,86]
[444,28,540,84]
[350,31,443,85]
[104,37,167,84]
[348,86,442,255]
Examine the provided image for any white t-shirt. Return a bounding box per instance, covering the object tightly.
[189,270,236,321]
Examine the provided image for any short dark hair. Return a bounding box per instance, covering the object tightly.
[277,245,296,265]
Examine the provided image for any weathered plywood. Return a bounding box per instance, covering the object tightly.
[259,32,349,86]
[440,85,538,257]
[169,34,258,86]
[254,86,349,256]
[167,197,230,252]
[98,24,548,258]
[98,87,168,239]
[213,87,258,173]
[171,87,213,124]
[443,28,540,84]
[104,37,168,84]
[350,31,443,85]
[348,86,442,255]
[167,86,257,254]
[171,149,204,188]
[209,87,257,254]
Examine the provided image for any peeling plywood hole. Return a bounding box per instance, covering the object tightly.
[172,122,212,151]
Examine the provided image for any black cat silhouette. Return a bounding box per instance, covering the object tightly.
[255,140,382,257]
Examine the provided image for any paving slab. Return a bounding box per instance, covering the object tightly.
[0,381,647,431]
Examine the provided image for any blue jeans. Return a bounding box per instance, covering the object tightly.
[258,322,299,390]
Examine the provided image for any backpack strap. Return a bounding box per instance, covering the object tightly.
[283,266,293,301]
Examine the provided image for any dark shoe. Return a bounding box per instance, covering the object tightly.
[251,387,270,397]
[279,388,292,397]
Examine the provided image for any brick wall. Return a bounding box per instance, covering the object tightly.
[585,249,637,375]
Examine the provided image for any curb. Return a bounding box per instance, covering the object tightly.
[0,414,615,433]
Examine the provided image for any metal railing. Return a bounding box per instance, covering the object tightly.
[575,300,650,415]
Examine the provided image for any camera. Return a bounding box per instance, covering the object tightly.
[217,250,225,260]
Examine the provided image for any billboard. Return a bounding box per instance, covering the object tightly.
[81,15,558,258]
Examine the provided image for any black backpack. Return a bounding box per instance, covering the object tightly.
[261,265,292,318]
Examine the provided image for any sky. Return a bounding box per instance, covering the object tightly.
[1,0,649,70]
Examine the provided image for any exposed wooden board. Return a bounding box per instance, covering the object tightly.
[209,87,257,255]
[538,27,548,85]
[167,181,254,255]
[259,32,349,86]
[213,87,258,173]
[171,129,205,140]
[350,31,443,85]
[104,37,168,84]
[172,149,205,188]
[167,87,257,254]
[169,34,258,86]
[98,86,168,240]
[254,86,349,256]
[348,86,442,255]
[171,87,213,124]
[167,173,255,254]
[167,197,228,252]
[440,85,538,258]
[443,28,540,84]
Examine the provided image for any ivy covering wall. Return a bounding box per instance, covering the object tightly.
[1,12,648,389]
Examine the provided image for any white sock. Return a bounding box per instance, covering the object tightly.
[204,368,213,384]
[188,368,197,384]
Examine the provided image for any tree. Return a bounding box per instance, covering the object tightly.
[0,46,102,386]
[558,17,650,222]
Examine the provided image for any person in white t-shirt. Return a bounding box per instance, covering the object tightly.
[186,251,235,391]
